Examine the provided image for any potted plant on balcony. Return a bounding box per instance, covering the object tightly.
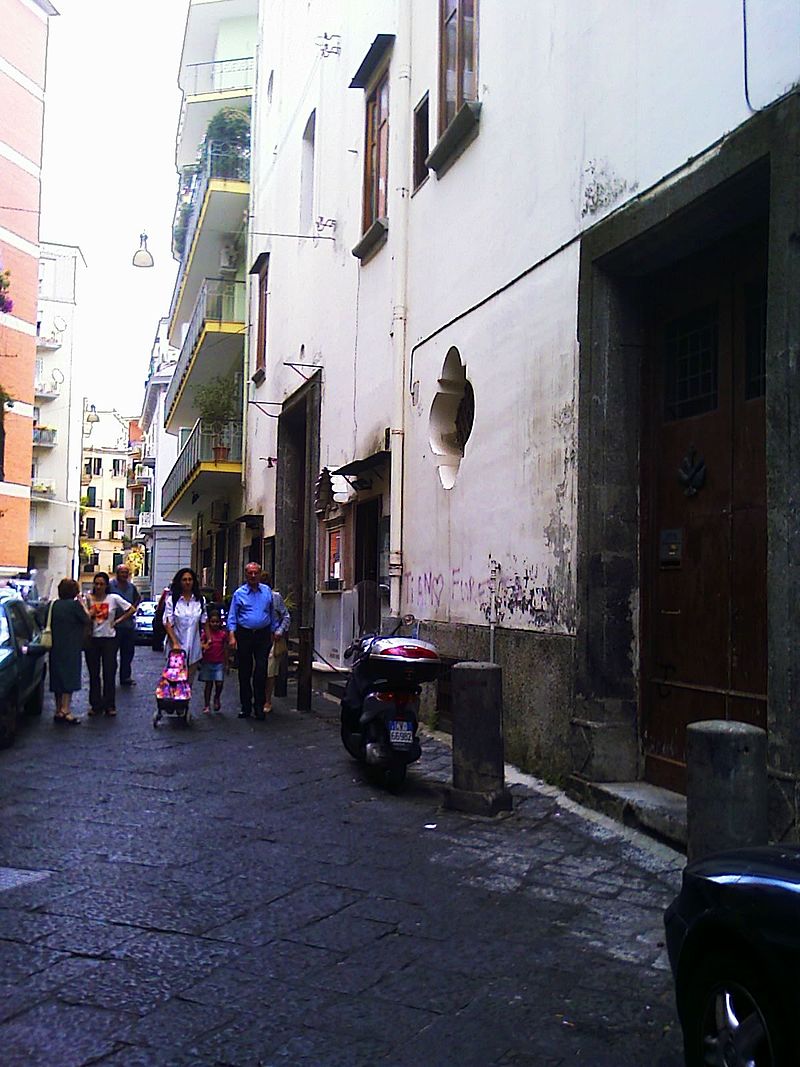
[194,375,239,462]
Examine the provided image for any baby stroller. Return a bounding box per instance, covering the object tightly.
[153,648,193,727]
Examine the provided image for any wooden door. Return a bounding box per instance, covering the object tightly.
[641,229,767,793]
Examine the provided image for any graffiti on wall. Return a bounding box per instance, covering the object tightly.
[404,556,576,632]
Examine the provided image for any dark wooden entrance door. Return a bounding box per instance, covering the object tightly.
[641,229,767,794]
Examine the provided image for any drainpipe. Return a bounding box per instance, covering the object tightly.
[488,559,500,663]
[389,0,412,620]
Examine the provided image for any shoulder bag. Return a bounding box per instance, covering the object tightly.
[40,600,54,650]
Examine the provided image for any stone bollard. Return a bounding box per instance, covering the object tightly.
[686,720,768,862]
[444,662,512,817]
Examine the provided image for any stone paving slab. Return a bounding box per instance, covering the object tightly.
[0,652,685,1065]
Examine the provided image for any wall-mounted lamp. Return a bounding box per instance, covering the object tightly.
[260,456,278,468]
[82,400,99,438]
[132,233,154,268]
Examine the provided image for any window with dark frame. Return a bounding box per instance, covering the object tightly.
[439,0,479,134]
[413,94,430,190]
[255,254,269,375]
[363,69,389,233]
[86,517,96,538]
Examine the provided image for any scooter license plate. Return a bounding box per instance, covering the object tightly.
[389,720,414,744]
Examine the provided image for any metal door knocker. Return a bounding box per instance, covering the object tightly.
[678,447,706,497]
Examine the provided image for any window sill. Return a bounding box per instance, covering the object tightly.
[251,367,266,386]
[352,217,388,263]
[426,101,482,179]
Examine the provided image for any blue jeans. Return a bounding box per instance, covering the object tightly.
[117,627,136,684]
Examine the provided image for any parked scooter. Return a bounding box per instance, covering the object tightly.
[340,615,440,788]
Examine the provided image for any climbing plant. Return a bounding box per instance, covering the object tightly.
[0,270,12,314]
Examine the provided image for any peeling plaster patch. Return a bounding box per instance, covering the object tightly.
[581,159,638,218]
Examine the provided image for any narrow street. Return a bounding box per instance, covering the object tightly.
[1,652,684,1066]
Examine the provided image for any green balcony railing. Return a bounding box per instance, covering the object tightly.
[162,419,242,515]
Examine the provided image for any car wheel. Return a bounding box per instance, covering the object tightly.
[681,950,784,1067]
[24,679,44,717]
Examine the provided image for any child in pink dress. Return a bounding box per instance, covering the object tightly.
[199,610,228,714]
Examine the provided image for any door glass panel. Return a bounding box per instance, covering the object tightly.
[663,305,718,420]
[9,604,33,642]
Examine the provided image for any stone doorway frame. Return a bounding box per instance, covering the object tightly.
[574,94,800,837]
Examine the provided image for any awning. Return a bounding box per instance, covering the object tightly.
[349,35,395,89]
[331,450,389,478]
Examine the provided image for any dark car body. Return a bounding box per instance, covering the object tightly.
[664,845,800,1066]
[133,601,158,645]
[0,591,47,746]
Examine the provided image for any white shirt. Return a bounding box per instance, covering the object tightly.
[163,594,207,666]
[86,593,132,639]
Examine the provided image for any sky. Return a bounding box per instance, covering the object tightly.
[39,0,188,417]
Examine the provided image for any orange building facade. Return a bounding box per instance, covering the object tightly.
[0,0,57,576]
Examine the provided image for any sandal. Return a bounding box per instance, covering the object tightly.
[213,697,221,711]
[54,713,81,725]
[105,707,117,717]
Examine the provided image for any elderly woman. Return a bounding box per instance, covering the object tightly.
[83,571,136,717]
[48,578,90,725]
[163,568,206,684]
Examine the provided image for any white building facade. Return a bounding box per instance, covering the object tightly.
[137,319,192,601]
[233,1,800,831]
[28,242,85,597]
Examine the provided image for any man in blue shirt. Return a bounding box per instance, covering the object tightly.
[227,562,277,719]
[109,564,141,686]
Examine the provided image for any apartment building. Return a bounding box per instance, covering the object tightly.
[160,0,257,596]
[27,241,84,595]
[239,1,800,835]
[133,319,191,601]
[79,409,135,590]
[0,0,58,577]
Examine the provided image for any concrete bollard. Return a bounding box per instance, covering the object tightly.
[686,720,768,862]
[444,662,512,817]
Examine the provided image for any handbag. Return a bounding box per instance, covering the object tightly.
[40,600,54,650]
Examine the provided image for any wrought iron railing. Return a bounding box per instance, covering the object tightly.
[184,56,254,96]
[176,144,250,268]
[164,278,245,419]
[32,427,57,446]
[137,511,154,530]
[162,419,242,515]
[34,380,60,399]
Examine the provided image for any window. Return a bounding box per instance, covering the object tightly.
[300,110,316,232]
[86,485,96,506]
[439,0,478,134]
[114,488,125,508]
[83,460,91,476]
[363,70,389,233]
[92,457,102,475]
[112,458,125,477]
[86,517,96,538]
[112,552,124,569]
[112,519,124,535]
[413,94,430,190]
[326,526,343,589]
[253,253,269,378]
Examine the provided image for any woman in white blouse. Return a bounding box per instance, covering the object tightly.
[83,571,136,716]
[163,568,206,683]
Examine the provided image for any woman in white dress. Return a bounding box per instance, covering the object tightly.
[163,568,206,683]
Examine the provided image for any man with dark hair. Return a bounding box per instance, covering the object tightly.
[109,563,141,686]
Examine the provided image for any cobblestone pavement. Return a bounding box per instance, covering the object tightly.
[0,650,686,1066]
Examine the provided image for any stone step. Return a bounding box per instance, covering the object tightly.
[566,775,687,851]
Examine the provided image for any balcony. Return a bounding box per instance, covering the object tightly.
[32,427,57,447]
[165,278,245,431]
[177,56,255,167]
[162,419,242,523]
[137,510,155,532]
[126,464,153,488]
[31,480,56,500]
[36,333,62,351]
[168,147,250,345]
[80,472,91,486]
[34,380,60,400]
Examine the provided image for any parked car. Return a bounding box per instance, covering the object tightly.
[134,601,158,645]
[0,590,46,747]
[664,845,800,1066]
